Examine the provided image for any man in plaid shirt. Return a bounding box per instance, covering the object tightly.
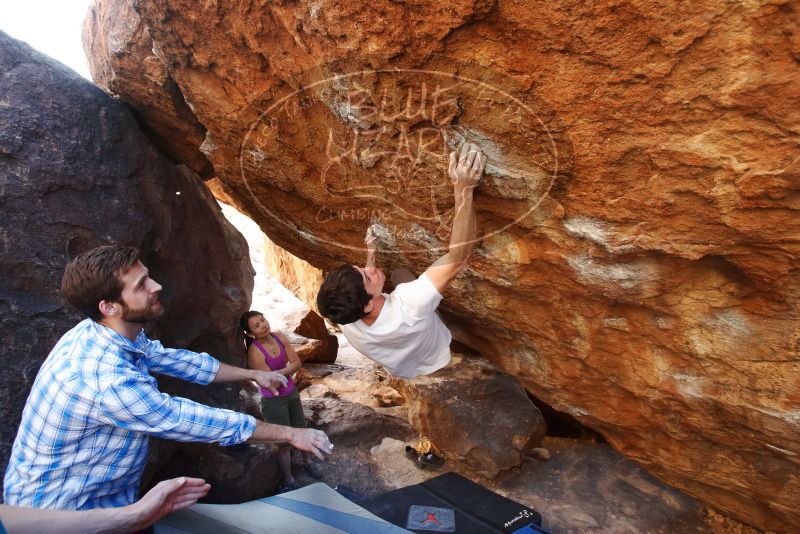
[4,245,333,510]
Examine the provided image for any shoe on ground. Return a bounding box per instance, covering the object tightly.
[405,445,426,470]
[417,452,445,469]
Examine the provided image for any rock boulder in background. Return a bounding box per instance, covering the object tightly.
[0,30,271,499]
[264,235,338,362]
[275,307,338,363]
[304,398,413,448]
[391,356,547,478]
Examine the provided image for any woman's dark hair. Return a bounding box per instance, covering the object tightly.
[239,310,263,348]
[316,265,371,325]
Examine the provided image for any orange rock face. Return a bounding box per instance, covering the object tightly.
[82,0,212,176]
[85,0,800,530]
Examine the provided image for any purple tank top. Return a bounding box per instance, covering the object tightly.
[253,334,296,397]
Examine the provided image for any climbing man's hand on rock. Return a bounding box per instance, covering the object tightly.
[290,428,334,461]
[365,226,378,252]
[448,142,485,190]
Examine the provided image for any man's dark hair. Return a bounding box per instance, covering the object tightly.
[316,265,371,325]
[60,245,140,321]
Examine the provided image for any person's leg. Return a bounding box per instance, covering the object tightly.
[261,396,297,487]
[301,450,323,478]
[278,445,296,486]
[391,267,416,286]
[286,390,323,478]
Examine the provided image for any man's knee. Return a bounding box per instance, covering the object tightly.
[391,267,416,286]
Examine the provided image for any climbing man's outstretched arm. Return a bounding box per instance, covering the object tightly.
[365,225,377,269]
[424,142,485,294]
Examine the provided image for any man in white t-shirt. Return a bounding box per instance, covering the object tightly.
[317,143,485,378]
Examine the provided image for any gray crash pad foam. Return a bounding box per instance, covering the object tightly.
[155,482,411,534]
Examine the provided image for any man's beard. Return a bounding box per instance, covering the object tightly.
[120,299,164,324]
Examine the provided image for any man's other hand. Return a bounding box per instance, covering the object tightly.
[251,370,288,394]
[448,142,485,188]
[289,428,335,461]
[126,477,210,531]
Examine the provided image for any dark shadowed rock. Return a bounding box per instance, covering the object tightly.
[304,398,413,448]
[391,356,547,478]
[498,437,714,534]
[0,30,271,499]
[142,442,281,503]
[293,309,339,363]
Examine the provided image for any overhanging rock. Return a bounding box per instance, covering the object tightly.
[84,1,800,530]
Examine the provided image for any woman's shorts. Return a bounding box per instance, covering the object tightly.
[260,389,306,428]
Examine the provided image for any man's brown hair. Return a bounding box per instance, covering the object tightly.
[60,245,140,321]
[316,264,371,325]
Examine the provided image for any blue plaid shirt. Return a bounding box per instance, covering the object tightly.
[3,319,256,510]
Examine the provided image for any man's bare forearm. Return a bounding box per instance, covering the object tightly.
[212,362,254,383]
[0,505,126,534]
[364,226,377,268]
[247,421,334,461]
[447,184,477,265]
[247,419,295,444]
[278,360,301,376]
[423,144,483,293]
[216,361,286,393]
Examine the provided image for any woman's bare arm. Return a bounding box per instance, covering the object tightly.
[276,333,302,376]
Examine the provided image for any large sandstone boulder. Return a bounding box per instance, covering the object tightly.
[301,365,405,409]
[391,356,547,478]
[84,1,800,530]
[0,31,273,500]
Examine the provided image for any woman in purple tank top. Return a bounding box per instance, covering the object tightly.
[240,311,323,492]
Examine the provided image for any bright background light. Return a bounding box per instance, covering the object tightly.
[0,0,94,80]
